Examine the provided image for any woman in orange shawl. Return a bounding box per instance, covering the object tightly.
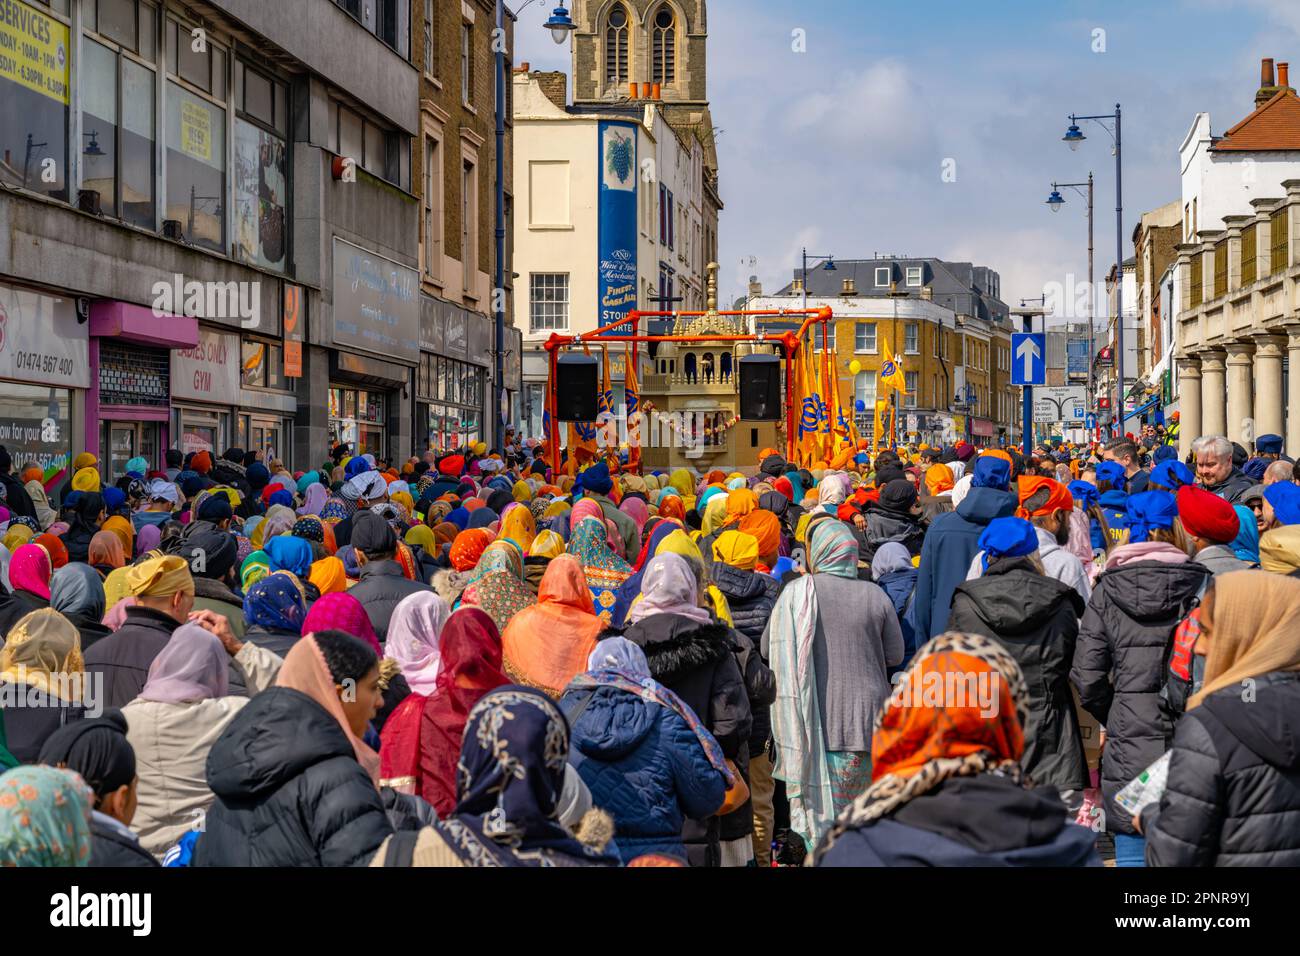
[501,554,606,698]
[809,632,1103,866]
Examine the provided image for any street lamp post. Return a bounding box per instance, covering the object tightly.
[1045,172,1095,415]
[1061,105,1123,438]
[800,247,836,312]
[494,1,575,449]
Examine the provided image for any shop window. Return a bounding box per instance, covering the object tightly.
[99,342,170,405]
[0,0,70,199]
[240,338,286,390]
[330,100,408,190]
[165,83,225,253]
[81,29,157,228]
[232,61,289,270]
[0,382,71,489]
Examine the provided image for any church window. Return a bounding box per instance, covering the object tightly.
[652,6,676,85]
[605,4,629,86]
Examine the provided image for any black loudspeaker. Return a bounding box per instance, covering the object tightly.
[556,352,599,421]
[739,354,782,421]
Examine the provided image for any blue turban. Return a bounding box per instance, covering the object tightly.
[971,456,1010,491]
[1121,490,1178,543]
[65,490,83,509]
[268,489,294,509]
[102,486,126,512]
[264,535,313,580]
[1264,481,1300,526]
[1095,461,1127,490]
[1152,444,1177,464]
[581,462,613,496]
[1068,480,1099,512]
[344,456,371,480]
[296,471,320,494]
[1150,460,1194,491]
[1257,433,1284,455]
[854,452,869,465]
[1244,458,1268,481]
[246,462,270,491]
[977,516,1039,571]
[197,494,233,523]
[447,506,470,530]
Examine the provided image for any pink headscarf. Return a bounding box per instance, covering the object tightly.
[571,498,604,527]
[102,596,136,630]
[627,552,711,625]
[298,483,328,516]
[619,496,649,532]
[138,623,229,703]
[9,543,52,600]
[302,592,381,655]
[384,591,451,695]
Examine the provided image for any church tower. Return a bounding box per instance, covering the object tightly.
[570,1,709,107]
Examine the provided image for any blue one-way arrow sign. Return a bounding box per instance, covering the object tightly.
[1012,332,1046,386]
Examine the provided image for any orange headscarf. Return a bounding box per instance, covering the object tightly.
[101,516,134,556]
[924,464,954,496]
[738,510,781,565]
[35,534,69,569]
[450,529,492,572]
[433,521,459,552]
[500,554,606,698]
[308,557,349,594]
[723,488,759,527]
[658,495,686,524]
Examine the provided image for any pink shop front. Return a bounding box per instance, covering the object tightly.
[88,301,199,478]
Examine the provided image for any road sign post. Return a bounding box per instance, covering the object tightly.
[1011,328,1046,455]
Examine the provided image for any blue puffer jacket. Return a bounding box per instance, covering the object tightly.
[562,684,729,864]
[876,567,919,675]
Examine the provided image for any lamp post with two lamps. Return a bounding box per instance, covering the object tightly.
[1045,171,1094,415]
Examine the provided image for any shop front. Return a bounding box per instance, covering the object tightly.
[0,281,90,498]
[89,301,199,478]
[171,326,241,457]
[415,297,488,453]
[330,237,418,462]
[971,417,995,447]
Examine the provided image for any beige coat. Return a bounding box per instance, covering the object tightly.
[123,642,282,857]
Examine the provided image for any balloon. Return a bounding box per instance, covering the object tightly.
[854,399,866,413]
[849,359,862,375]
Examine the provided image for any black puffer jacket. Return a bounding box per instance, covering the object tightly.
[194,686,393,867]
[860,505,926,570]
[89,814,160,867]
[1070,556,1210,835]
[623,613,752,866]
[347,561,432,643]
[709,562,778,755]
[1143,673,1300,866]
[949,558,1089,792]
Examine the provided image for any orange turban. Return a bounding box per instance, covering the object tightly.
[450,529,492,571]
[924,464,954,496]
[738,510,781,564]
[1015,476,1074,519]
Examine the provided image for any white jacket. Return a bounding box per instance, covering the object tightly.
[965,527,1092,608]
[123,642,282,858]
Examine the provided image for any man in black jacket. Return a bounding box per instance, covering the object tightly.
[0,444,37,520]
[85,556,195,708]
[347,510,431,642]
[1193,435,1255,504]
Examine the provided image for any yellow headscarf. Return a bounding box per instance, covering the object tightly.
[404,525,436,551]
[712,530,759,571]
[543,500,571,519]
[391,491,415,515]
[512,480,532,503]
[308,556,350,595]
[103,567,132,610]
[529,529,565,559]
[101,516,134,556]
[0,608,84,699]
[125,555,195,597]
[501,506,536,552]
[73,452,97,471]
[701,495,729,536]
[71,467,101,493]
[3,525,34,552]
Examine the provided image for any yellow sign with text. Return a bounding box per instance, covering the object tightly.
[0,0,70,105]
[180,100,212,162]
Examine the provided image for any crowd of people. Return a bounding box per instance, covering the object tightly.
[0,426,1297,868]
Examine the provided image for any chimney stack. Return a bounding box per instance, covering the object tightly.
[629,82,638,99]
[1257,57,1282,108]
[841,277,857,295]
[748,275,762,298]
[791,277,804,294]
[1281,61,1292,91]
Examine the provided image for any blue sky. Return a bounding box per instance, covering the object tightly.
[512,0,1300,314]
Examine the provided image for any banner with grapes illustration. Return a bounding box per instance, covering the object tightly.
[598,121,638,337]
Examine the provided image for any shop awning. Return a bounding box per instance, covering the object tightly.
[90,301,199,349]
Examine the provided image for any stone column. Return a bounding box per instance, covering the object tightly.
[1176,357,1202,460]
[1288,325,1300,455]
[1252,333,1286,443]
[1224,341,1255,445]
[1200,348,1228,438]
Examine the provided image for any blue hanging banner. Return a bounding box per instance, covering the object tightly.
[598,121,638,336]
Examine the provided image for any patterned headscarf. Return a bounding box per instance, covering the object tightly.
[319,498,348,525]
[385,591,451,695]
[240,550,270,591]
[450,529,492,572]
[431,686,620,867]
[242,572,306,633]
[0,608,84,699]
[807,519,858,579]
[813,632,1028,863]
[566,517,632,624]
[0,765,94,867]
